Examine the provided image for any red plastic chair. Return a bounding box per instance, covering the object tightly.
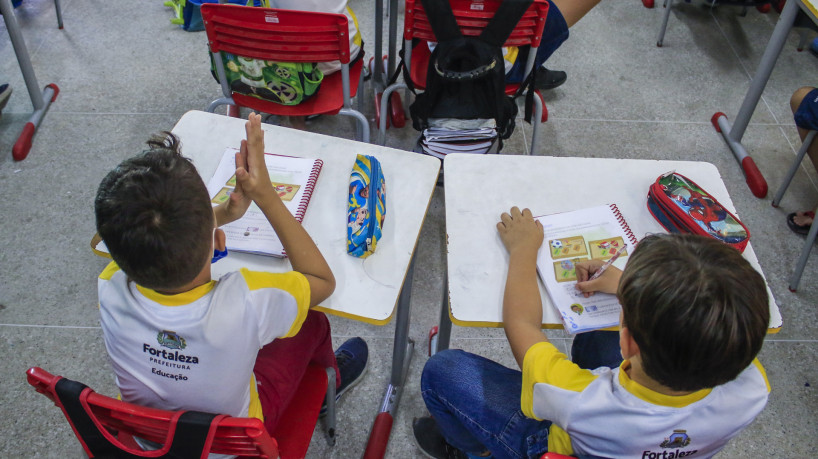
[27,365,336,458]
[378,0,550,154]
[202,4,370,143]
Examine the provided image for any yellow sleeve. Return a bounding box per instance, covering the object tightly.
[521,341,598,420]
[239,269,311,338]
[752,358,771,393]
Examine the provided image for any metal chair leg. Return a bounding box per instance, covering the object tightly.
[772,131,816,207]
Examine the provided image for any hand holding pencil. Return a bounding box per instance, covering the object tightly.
[574,246,626,298]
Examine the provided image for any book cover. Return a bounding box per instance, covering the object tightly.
[535,204,638,334]
[206,148,322,257]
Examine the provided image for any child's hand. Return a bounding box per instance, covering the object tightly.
[235,113,275,205]
[575,260,622,298]
[496,207,543,256]
[214,167,252,226]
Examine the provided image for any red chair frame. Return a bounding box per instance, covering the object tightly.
[27,365,336,458]
[378,0,549,153]
[202,4,370,142]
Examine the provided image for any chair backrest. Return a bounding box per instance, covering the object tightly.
[26,367,279,458]
[201,4,352,64]
[403,0,549,47]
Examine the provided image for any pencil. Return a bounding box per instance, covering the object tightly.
[588,244,628,281]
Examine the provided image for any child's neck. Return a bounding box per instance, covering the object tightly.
[625,357,694,397]
[154,265,212,295]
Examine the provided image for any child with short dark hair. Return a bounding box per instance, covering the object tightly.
[95,114,368,436]
[414,207,770,459]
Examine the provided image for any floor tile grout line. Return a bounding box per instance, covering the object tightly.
[0,111,799,128]
[0,323,100,329]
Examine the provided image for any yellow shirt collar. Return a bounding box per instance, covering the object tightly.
[618,360,711,408]
[135,281,216,306]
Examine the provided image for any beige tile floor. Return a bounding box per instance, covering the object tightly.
[1,0,817,456]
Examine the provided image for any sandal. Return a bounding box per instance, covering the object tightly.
[787,211,815,235]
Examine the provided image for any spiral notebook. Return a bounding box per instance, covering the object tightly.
[206,148,323,258]
[535,204,639,334]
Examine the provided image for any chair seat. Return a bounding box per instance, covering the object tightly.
[269,363,330,459]
[232,59,364,117]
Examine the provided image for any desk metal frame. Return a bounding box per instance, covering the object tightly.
[712,0,816,198]
[0,0,61,161]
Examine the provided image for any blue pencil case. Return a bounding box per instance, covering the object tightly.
[347,155,386,258]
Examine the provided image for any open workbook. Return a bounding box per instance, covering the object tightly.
[206,148,323,257]
[535,204,639,334]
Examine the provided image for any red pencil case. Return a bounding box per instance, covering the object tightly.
[647,171,750,252]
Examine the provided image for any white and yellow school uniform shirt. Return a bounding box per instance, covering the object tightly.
[522,342,770,458]
[98,262,310,422]
[269,0,362,75]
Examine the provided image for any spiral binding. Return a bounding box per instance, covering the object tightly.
[610,204,638,246]
[294,159,324,222]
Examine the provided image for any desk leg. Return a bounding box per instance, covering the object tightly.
[712,0,799,198]
[363,255,416,459]
[430,270,452,356]
[387,0,398,80]
[1,0,60,161]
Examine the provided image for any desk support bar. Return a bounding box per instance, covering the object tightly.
[1,0,60,161]
[712,0,800,198]
[430,269,452,356]
[364,254,416,459]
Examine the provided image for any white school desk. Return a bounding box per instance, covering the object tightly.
[434,154,782,352]
[169,110,440,457]
[712,0,818,199]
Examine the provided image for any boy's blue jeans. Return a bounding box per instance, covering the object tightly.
[420,331,621,459]
[504,0,570,84]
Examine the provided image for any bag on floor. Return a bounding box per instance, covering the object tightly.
[406,0,534,154]
[347,155,386,258]
[647,171,750,252]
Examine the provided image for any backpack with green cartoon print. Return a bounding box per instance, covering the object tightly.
[212,53,324,106]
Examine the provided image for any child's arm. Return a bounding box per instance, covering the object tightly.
[497,207,548,369]
[235,113,336,307]
[574,260,622,298]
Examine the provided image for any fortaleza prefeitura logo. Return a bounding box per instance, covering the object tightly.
[157,330,186,350]
[641,430,697,459]
[143,330,199,382]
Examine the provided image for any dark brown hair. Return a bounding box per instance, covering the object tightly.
[618,234,769,391]
[95,133,213,290]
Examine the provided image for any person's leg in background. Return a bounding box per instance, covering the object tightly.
[570,330,622,370]
[416,349,552,459]
[787,86,818,235]
[505,0,602,89]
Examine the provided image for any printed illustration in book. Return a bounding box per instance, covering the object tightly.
[535,204,638,334]
[206,148,322,257]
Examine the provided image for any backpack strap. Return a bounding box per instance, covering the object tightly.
[54,378,222,459]
[479,0,534,48]
[419,0,462,42]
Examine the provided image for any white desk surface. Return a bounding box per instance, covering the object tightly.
[444,154,782,331]
[172,110,440,325]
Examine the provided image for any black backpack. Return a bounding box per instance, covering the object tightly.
[407,0,534,151]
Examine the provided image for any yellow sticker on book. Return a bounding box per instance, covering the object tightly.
[549,236,588,259]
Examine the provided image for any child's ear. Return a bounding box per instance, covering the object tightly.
[214,228,227,252]
[619,326,640,360]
